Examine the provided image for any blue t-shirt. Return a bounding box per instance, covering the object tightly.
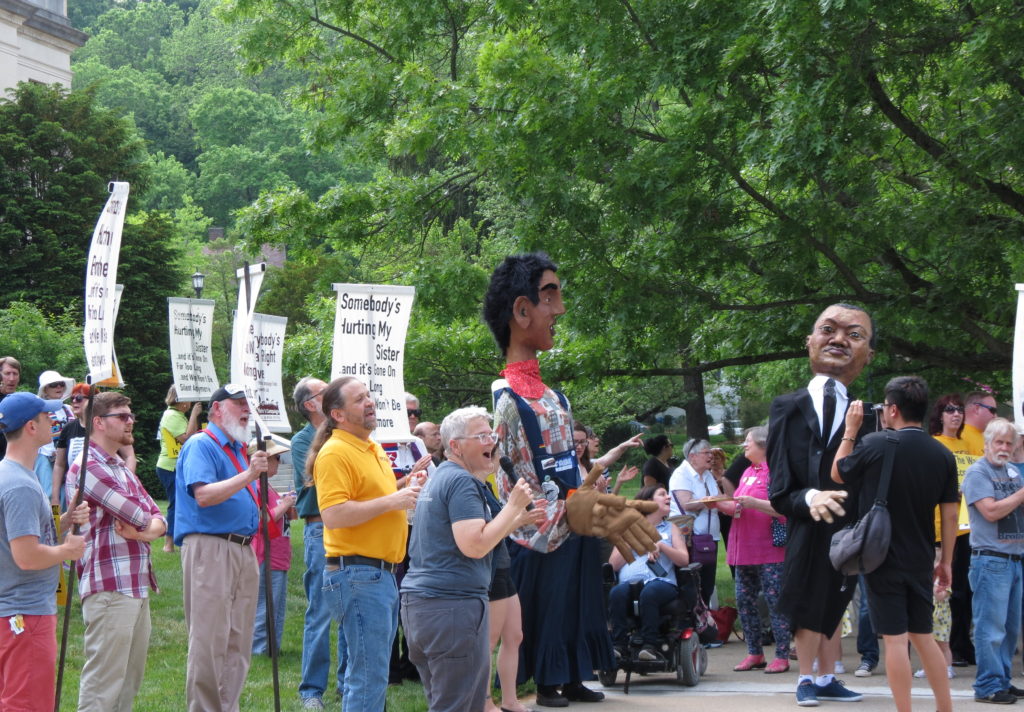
[173,423,258,545]
[0,459,59,616]
[401,460,493,601]
[963,456,1024,555]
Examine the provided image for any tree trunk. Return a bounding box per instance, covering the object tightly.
[683,371,709,441]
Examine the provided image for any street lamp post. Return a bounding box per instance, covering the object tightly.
[192,270,205,299]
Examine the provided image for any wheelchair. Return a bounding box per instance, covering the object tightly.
[598,561,713,692]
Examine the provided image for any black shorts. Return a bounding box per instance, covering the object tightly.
[489,567,516,601]
[865,567,933,636]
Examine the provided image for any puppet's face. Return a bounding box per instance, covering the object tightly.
[806,305,874,386]
[514,269,565,353]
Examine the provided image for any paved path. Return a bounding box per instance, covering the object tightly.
[520,640,980,711]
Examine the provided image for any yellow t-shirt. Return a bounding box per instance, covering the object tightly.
[314,429,408,563]
[932,434,977,538]
[960,424,985,458]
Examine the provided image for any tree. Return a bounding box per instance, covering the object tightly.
[223,0,1023,426]
[0,82,149,308]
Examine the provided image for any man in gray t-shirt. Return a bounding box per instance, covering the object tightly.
[0,392,87,709]
[400,407,538,712]
[961,418,1024,703]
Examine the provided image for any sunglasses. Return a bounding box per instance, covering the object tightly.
[973,403,998,415]
[71,395,87,403]
[943,405,964,414]
[407,409,422,418]
[99,412,136,423]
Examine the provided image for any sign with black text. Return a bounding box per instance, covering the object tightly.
[167,297,218,401]
[83,182,129,384]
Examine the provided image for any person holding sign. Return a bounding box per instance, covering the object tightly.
[175,384,268,712]
[0,392,89,711]
[309,376,423,712]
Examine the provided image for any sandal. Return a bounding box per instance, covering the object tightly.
[765,657,790,674]
[734,654,767,671]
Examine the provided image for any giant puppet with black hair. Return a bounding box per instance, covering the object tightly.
[484,252,659,707]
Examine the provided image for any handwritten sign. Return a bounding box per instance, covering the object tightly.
[83,182,129,384]
[331,284,415,442]
[167,297,218,401]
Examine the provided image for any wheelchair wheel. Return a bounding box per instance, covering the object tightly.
[598,668,618,687]
[675,635,703,687]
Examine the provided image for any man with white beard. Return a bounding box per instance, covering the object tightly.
[175,384,269,712]
[961,417,1024,704]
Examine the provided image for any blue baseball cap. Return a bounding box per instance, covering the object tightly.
[0,392,64,433]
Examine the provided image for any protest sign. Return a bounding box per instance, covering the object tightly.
[331,284,416,442]
[167,297,218,401]
[242,312,289,433]
[83,182,129,384]
[230,263,272,437]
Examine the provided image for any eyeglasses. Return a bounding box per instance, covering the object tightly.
[71,395,86,403]
[303,390,325,404]
[973,403,998,415]
[99,412,136,423]
[407,409,422,418]
[574,439,588,448]
[943,405,965,414]
[457,432,498,445]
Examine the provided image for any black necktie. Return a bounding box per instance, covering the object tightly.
[822,378,836,442]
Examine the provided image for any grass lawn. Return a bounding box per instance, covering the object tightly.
[55,494,734,711]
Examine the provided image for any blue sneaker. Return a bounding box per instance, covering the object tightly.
[815,678,863,702]
[796,680,819,707]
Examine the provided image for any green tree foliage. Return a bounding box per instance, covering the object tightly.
[223,0,1023,424]
[0,303,85,388]
[0,82,149,308]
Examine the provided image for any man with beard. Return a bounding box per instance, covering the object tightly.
[309,376,422,712]
[767,304,876,707]
[175,384,268,712]
[961,418,1024,704]
[66,391,166,711]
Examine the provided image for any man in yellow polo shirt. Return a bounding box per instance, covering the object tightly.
[311,376,422,712]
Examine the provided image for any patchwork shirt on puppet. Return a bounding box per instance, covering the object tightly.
[492,359,578,553]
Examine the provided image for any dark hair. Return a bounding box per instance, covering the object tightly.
[928,393,964,437]
[573,421,593,471]
[0,356,21,374]
[821,303,878,350]
[304,376,359,484]
[93,391,131,418]
[884,376,929,423]
[636,484,663,501]
[482,253,558,355]
[644,434,670,456]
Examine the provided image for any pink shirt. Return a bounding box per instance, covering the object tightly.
[726,462,786,566]
[252,485,292,571]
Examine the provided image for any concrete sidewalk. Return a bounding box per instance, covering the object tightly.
[520,641,980,711]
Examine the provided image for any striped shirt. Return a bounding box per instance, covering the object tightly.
[67,442,163,599]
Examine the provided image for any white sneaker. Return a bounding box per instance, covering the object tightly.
[913,669,925,678]
[948,666,955,679]
[854,662,874,677]
[834,661,846,675]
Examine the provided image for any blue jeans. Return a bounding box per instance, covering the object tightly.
[155,466,176,540]
[253,567,287,655]
[299,522,346,701]
[969,553,1023,697]
[856,575,878,667]
[323,562,398,712]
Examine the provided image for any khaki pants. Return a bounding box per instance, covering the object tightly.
[182,534,259,712]
[77,591,151,712]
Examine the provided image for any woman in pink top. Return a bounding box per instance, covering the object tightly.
[716,426,791,674]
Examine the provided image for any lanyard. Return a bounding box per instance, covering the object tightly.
[201,429,279,538]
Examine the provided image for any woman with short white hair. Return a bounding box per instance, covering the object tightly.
[400,407,542,712]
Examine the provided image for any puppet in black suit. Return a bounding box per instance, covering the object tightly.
[767,304,876,698]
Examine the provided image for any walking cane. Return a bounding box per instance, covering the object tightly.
[54,382,96,712]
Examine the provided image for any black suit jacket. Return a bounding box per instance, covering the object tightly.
[767,387,875,633]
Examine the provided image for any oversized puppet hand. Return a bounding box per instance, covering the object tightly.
[566,464,661,562]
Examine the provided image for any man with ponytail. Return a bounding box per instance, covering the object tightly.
[309,376,423,712]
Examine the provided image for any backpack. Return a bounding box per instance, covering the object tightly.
[828,431,898,577]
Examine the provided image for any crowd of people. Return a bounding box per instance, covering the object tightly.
[0,255,1023,712]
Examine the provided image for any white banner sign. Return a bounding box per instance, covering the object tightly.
[230,263,272,437]
[331,283,415,442]
[167,297,218,401]
[83,182,130,384]
[241,312,289,433]
[1014,284,1024,431]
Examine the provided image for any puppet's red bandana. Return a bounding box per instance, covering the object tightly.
[501,359,547,400]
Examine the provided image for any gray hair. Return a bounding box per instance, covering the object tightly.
[745,426,768,450]
[293,376,320,422]
[405,392,419,408]
[440,406,491,457]
[983,417,1017,447]
[683,438,711,460]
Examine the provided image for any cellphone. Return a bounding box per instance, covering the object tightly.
[647,560,667,578]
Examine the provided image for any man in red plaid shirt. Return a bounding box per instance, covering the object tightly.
[66,391,166,711]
